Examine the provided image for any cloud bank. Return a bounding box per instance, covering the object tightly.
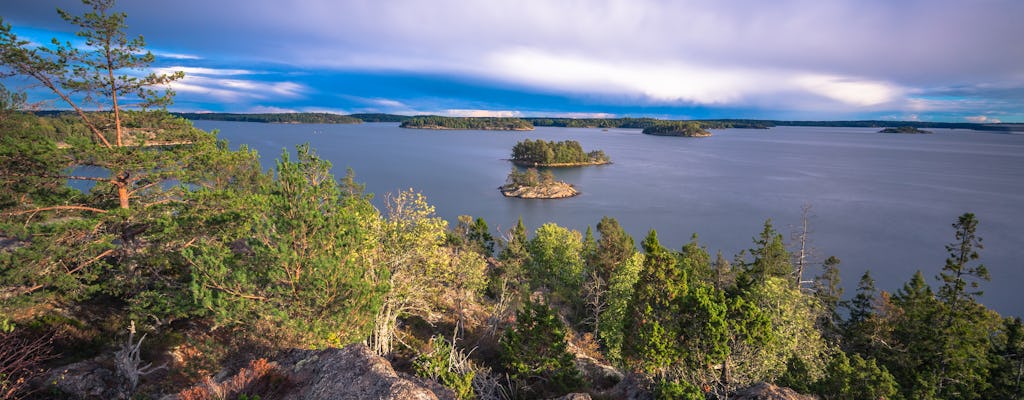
[4,0,1023,120]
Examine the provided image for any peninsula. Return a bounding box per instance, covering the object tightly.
[400,116,534,130]
[880,126,933,134]
[642,121,713,137]
[510,139,610,167]
[500,168,579,199]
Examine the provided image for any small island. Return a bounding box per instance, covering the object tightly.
[511,139,610,167]
[500,168,579,199]
[880,126,933,134]
[399,116,534,130]
[642,121,713,137]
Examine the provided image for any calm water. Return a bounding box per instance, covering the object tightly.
[195,121,1024,317]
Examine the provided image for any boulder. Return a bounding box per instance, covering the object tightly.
[730,382,817,400]
[272,344,445,400]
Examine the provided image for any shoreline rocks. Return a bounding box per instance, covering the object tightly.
[500,181,579,199]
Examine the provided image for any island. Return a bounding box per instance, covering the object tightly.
[642,121,713,137]
[880,126,933,134]
[174,112,361,124]
[500,168,579,199]
[399,116,534,130]
[511,139,610,167]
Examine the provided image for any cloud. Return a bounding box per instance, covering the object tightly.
[151,50,202,60]
[965,115,1001,123]
[444,109,522,118]
[7,0,1023,120]
[155,66,306,102]
[484,47,903,108]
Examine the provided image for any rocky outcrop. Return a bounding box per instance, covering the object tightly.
[730,382,817,400]
[500,181,579,199]
[271,344,446,399]
[172,344,450,400]
[45,355,127,400]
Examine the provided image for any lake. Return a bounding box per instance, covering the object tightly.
[194,121,1024,317]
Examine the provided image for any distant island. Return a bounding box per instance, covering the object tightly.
[500,168,578,199]
[173,112,362,124]
[400,116,534,130]
[880,126,933,134]
[511,139,610,167]
[642,121,713,137]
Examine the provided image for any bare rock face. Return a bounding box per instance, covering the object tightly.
[500,181,579,199]
[550,393,593,400]
[730,382,818,400]
[44,356,128,400]
[274,344,443,400]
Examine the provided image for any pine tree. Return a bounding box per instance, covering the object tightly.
[501,300,583,399]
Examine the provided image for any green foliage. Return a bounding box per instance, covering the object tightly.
[414,336,476,400]
[186,145,385,347]
[653,379,704,400]
[510,138,609,165]
[985,317,1024,399]
[501,300,583,399]
[400,116,533,130]
[598,251,644,363]
[739,220,792,287]
[814,351,897,400]
[526,223,585,304]
[642,121,711,137]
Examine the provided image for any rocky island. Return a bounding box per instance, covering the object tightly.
[642,121,713,137]
[511,138,610,167]
[880,126,933,134]
[400,115,534,130]
[500,167,579,199]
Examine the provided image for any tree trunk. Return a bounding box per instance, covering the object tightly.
[115,171,130,209]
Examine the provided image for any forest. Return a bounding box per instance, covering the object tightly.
[1,3,1023,400]
[510,139,610,166]
[173,112,362,124]
[400,116,534,130]
[643,121,713,137]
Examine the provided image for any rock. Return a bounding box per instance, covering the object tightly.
[45,356,127,400]
[730,382,817,400]
[550,393,592,400]
[572,351,623,390]
[275,344,444,400]
[500,181,579,199]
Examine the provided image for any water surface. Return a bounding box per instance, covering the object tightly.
[196,121,1024,316]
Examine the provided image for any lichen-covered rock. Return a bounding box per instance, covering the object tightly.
[550,393,592,400]
[274,344,443,400]
[45,356,127,400]
[500,181,579,199]
[730,382,817,400]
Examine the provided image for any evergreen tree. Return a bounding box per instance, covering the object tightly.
[934,213,995,399]
[814,256,843,338]
[740,220,791,287]
[501,300,583,399]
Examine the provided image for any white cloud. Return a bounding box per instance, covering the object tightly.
[444,109,522,117]
[151,51,202,60]
[247,105,297,113]
[965,115,1001,123]
[483,47,903,108]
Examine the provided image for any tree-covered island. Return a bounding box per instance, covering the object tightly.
[500,167,579,199]
[642,121,713,137]
[400,115,534,130]
[511,139,610,167]
[880,126,933,134]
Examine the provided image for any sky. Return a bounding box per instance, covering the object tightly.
[3,0,1023,122]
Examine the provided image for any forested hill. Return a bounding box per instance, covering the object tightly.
[149,112,1019,132]
[400,115,534,130]
[173,112,362,124]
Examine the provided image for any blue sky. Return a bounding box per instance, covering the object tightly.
[4,0,1023,122]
